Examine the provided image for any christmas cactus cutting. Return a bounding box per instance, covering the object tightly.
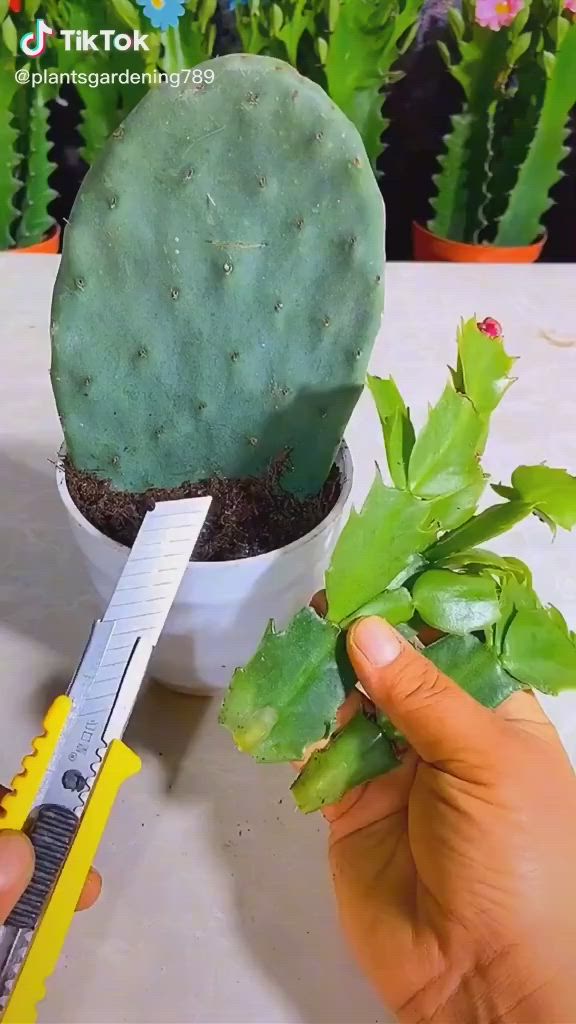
[220,317,576,812]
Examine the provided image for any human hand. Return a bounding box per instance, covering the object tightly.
[0,786,101,924]
[328,616,576,1024]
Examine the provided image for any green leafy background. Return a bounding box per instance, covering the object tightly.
[2,0,575,247]
[0,0,215,247]
[0,0,426,246]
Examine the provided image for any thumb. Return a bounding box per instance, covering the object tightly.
[0,831,34,924]
[347,617,501,770]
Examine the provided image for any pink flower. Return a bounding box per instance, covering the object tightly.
[476,0,523,30]
[478,317,503,339]
[564,0,576,12]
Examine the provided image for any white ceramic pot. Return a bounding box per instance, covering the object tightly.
[56,446,353,695]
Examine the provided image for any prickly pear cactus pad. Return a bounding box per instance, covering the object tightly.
[50,54,384,495]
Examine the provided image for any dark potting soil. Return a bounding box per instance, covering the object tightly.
[64,454,341,562]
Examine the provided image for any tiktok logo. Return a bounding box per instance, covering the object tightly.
[19,18,54,57]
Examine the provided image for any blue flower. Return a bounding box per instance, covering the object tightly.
[136,0,186,30]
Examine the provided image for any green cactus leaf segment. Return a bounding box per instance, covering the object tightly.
[453,318,516,416]
[424,633,521,707]
[367,374,415,490]
[506,465,576,530]
[51,55,384,495]
[340,586,414,629]
[407,386,483,499]
[412,569,500,634]
[219,607,355,763]
[292,712,399,813]
[502,607,576,694]
[429,469,487,532]
[326,475,436,625]
[425,500,533,561]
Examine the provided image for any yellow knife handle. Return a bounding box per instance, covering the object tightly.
[2,739,141,1024]
[0,696,73,831]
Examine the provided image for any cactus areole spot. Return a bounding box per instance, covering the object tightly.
[50,55,384,497]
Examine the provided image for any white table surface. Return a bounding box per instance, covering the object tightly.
[1,256,575,1024]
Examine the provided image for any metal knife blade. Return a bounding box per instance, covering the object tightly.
[38,496,211,813]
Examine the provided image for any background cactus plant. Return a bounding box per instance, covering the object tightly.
[0,24,57,249]
[53,0,217,166]
[234,0,426,167]
[50,54,384,495]
[0,0,218,249]
[429,0,576,246]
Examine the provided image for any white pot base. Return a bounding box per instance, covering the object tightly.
[56,446,353,696]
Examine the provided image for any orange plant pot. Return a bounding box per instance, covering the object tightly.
[12,225,61,254]
[412,221,546,264]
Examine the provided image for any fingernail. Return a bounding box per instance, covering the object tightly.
[351,617,402,667]
[0,831,33,888]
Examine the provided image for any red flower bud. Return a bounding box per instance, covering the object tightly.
[477,316,503,339]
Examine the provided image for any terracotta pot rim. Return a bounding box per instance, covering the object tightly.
[10,224,61,254]
[412,220,547,255]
